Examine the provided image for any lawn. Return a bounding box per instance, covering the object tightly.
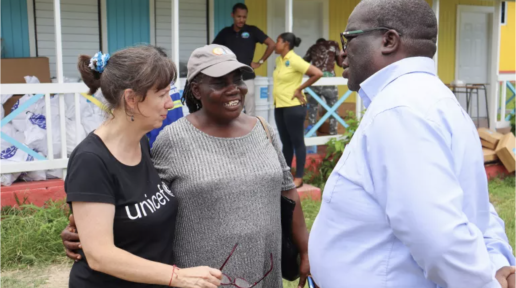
[1,177,514,288]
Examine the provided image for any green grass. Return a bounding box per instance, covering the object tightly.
[1,200,71,270]
[1,178,514,288]
[488,176,515,249]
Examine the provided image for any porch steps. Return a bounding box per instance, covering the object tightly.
[1,179,65,208]
[1,162,510,208]
[297,184,321,201]
[0,179,323,208]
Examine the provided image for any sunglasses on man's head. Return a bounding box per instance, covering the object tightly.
[340,27,403,51]
[219,243,273,288]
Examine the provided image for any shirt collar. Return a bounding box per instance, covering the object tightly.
[232,24,248,33]
[358,57,436,108]
[283,50,295,60]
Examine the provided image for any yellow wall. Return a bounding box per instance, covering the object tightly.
[329,0,361,102]
[246,0,268,76]
[246,0,515,93]
[500,1,515,73]
[437,0,494,83]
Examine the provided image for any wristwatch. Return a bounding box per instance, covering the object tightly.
[258,60,264,65]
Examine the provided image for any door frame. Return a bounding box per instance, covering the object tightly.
[455,5,494,83]
[266,0,329,76]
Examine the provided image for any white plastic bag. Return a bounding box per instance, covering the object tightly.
[46,169,63,179]
[0,124,27,186]
[66,117,87,155]
[20,153,47,182]
[9,76,46,132]
[1,94,11,119]
[81,89,107,134]
[23,95,62,158]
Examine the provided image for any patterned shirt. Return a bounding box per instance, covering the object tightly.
[303,40,342,75]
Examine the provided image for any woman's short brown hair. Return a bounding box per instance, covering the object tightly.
[78,45,177,111]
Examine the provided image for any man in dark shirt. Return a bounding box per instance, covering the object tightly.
[212,3,276,116]
[303,38,343,135]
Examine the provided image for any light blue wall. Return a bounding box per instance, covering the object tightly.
[213,0,241,37]
[106,0,150,54]
[1,0,31,58]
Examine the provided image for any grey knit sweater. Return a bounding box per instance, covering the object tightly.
[151,117,295,288]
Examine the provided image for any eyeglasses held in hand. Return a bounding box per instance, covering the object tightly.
[219,243,273,288]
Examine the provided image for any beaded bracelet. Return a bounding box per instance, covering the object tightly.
[168,265,177,287]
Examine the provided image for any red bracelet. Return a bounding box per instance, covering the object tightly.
[168,265,177,287]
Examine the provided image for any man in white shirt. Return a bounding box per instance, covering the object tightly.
[308,0,515,287]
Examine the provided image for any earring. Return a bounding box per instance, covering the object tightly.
[130,114,134,122]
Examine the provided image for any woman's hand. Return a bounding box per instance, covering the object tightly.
[171,266,222,288]
[495,266,516,288]
[60,214,82,261]
[297,253,319,288]
[292,89,307,105]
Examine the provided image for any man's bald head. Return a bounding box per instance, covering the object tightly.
[341,0,438,91]
[356,0,438,57]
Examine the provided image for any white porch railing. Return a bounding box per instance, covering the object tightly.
[1,77,356,176]
[246,77,358,147]
[1,83,88,174]
[497,73,516,129]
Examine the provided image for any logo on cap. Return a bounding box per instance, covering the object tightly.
[242,32,250,39]
[212,47,227,55]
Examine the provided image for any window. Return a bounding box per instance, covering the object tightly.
[501,1,507,25]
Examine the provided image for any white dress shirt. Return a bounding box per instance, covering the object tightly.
[309,57,515,288]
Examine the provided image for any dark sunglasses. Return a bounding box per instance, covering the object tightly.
[219,243,273,288]
[340,27,403,51]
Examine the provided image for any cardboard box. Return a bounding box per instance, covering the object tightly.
[1,57,51,84]
[483,148,499,163]
[495,133,516,173]
[478,128,504,150]
[1,57,52,116]
[2,95,23,115]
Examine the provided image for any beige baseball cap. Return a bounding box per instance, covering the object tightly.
[186,44,253,82]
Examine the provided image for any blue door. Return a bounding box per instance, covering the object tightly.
[106,0,150,54]
[213,0,241,37]
[1,0,31,58]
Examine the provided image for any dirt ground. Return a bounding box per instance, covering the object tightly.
[1,263,71,288]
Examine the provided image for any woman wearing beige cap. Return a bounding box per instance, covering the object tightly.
[61,44,312,288]
[153,44,311,288]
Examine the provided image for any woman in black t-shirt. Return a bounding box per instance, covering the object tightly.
[65,47,222,288]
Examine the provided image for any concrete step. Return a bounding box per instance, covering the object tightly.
[1,179,65,207]
[0,180,323,207]
[297,183,321,201]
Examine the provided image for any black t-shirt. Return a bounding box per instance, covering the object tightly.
[212,24,268,80]
[65,133,178,288]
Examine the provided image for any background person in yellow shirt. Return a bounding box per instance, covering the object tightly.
[273,33,322,188]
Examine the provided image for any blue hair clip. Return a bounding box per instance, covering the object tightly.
[89,51,110,73]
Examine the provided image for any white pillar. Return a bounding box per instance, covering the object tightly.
[53,0,64,83]
[171,0,180,87]
[488,0,502,130]
[501,80,507,122]
[53,0,67,165]
[285,0,293,32]
[432,0,439,74]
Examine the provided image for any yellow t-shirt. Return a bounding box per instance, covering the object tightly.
[272,50,310,108]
